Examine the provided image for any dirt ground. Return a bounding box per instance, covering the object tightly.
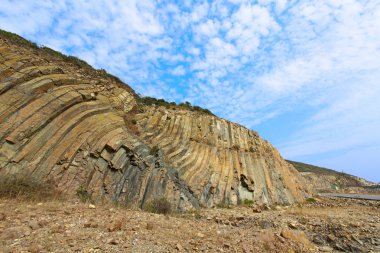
[0,197,379,253]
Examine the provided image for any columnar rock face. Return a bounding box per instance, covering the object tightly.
[0,34,309,210]
[135,108,307,206]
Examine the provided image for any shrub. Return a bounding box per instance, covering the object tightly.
[149,145,160,156]
[240,199,254,206]
[306,197,317,203]
[137,96,214,116]
[144,197,172,215]
[76,185,92,203]
[40,46,92,69]
[0,29,38,48]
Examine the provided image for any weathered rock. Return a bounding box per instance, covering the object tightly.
[258,220,274,229]
[28,243,42,253]
[281,229,316,251]
[28,220,40,230]
[196,232,205,238]
[0,32,309,210]
[135,108,310,207]
[176,243,184,251]
[319,245,334,252]
[146,222,154,230]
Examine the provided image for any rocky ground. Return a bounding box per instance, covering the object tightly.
[0,197,379,253]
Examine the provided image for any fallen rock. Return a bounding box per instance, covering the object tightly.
[84,222,98,228]
[107,238,119,245]
[176,243,184,251]
[288,221,298,229]
[146,222,154,230]
[28,220,40,230]
[258,220,273,229]
[352,235,364,245]
[319,245,333,252]
[196,232,205,238]
[28,243,42,253]
[327,234,336,243]
[274,205,283,211]
[280,229,316,251]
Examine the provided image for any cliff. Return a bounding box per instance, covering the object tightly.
[0,30,309,210]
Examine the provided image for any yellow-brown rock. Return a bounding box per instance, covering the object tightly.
[0,32,309,210]
[135,107,309,207]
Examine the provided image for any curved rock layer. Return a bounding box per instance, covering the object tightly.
[135,108,307,206]
[0,38,196,210]
[0,36,308,210]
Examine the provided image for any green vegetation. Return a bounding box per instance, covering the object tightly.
[149,145,160,156]
[0,177,63,201]
[0,29,38,48]
[39,46,93,69]
[305,197,317,203]
[137,96,214,116]
[144,197,172,215]
[76,185,92,203]
[287,160,341,175]
[239,199,254,206]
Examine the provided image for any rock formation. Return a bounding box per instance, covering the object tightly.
[0,31,309,210]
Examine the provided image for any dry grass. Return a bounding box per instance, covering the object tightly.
[0,177,64,202]
[144,197,172,215]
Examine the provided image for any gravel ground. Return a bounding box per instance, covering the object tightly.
[0,197,379,253]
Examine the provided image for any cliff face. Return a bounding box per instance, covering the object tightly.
[135,108,307,207]
[0,33,309,210]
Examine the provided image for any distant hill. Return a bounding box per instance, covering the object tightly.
[286,160,342,175]
[287,160,377,193]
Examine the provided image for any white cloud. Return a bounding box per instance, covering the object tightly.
[171,65,186,76]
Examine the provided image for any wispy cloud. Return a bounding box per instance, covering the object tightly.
[1,0,379,181]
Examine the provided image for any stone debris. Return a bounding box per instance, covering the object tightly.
[0,196,377,252]
[175,243,184,251]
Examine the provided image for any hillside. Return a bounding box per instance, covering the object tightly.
[287,160,376,193]
[0,29,309,210]
[286,160,342,175]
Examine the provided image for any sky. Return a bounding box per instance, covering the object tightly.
[1,0,379,182]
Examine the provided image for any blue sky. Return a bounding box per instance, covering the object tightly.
[1,0,379,182]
